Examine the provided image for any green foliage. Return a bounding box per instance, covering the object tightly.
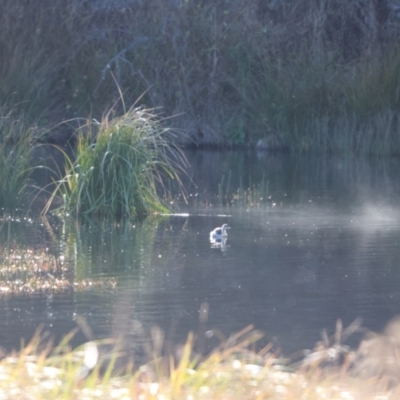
[46,106,186,219]
[0,109,38,212]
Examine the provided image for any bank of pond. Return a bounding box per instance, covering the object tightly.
[0,105,185,220]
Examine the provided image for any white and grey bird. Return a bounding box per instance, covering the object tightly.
[209,224,231,240]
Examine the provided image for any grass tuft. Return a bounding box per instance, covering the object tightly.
[46,105,186,219]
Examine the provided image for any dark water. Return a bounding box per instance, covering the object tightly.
[2,151,400,356]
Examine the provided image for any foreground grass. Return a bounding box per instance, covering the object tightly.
[2,322,400,399]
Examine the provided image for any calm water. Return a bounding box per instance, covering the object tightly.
[2,151,400,355]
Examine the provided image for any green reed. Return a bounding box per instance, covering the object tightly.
[0,109,39,213]
[216,172,269,208]
[46,106,186,219]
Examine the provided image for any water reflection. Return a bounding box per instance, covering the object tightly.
[210,236,229,251]
[1,153,400,356]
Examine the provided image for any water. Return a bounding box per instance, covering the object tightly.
[1,151,400,356]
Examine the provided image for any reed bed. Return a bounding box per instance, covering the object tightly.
[216,174,271,209]
[0,108,40,212]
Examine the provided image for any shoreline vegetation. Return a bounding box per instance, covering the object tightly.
[2,319,400,399]
[43,105,187,219]
[0,104,185,218]
[1,0,400,154]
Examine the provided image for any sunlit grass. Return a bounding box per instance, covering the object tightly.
[0,321,399,399]
[45,106,186,219]
[178,179,272,211]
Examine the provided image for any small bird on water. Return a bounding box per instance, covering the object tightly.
[209,224,231,240]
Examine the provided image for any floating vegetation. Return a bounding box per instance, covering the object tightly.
[0,248,117,295]
[0,277,117,296]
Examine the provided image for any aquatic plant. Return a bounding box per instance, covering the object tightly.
[216,172,270,208]
[0,222,117,298]
[0,108,39,213]
[46,106,186,219]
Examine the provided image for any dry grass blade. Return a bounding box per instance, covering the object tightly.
[0,321,399,398]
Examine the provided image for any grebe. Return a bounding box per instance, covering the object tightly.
[209,224,231,240]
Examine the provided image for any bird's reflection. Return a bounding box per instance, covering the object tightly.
[210,236,229,252]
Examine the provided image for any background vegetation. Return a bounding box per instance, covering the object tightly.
[2,0,400,153]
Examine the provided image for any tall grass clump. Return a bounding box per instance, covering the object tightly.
[0,108,39,212]
[48,106,186,219]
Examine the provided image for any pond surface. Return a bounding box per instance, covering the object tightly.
[2,151,400,356]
